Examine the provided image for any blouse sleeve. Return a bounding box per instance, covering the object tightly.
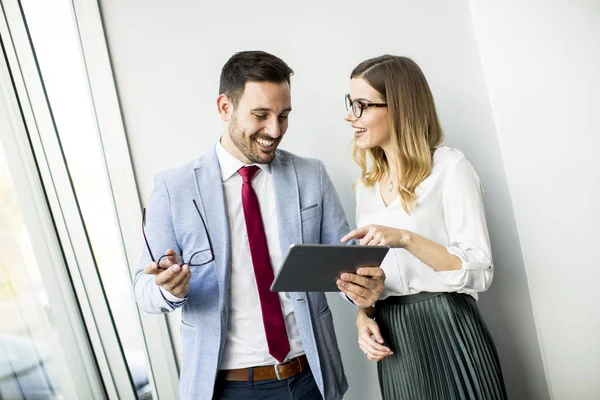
[437,154,494,292]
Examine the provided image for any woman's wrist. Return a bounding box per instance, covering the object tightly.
[396,229,412,248]
[357,306,376,323]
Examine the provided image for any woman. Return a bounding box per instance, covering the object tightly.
[339,55,507,400]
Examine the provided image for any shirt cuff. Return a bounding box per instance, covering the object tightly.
[445,246,492,271]
[160,286,186,303]
[438,246,493,291]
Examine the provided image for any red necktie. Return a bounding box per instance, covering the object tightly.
[238,166,290,363]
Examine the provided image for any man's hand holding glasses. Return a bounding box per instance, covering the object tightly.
[144,249,191,298]
[142,200,215,299]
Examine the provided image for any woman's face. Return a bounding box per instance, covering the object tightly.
[344,78,390,151]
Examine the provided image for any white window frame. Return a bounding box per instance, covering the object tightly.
[1,0,180,398]
[0,13,105,400]
[71,0,180,397]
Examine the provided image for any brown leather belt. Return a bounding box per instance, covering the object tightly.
[219,355,309,381]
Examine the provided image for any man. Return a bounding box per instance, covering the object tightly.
[133,50,385,400]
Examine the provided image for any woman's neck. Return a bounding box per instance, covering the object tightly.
[383,147,399,179]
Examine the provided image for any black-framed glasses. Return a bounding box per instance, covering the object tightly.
[142,200,214,268]
[345,94,387,118]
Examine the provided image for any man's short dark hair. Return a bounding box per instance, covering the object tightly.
[219,50,294,107]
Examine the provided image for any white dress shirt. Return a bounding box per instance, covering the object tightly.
[213,140,304,369]
[355,146,493,300]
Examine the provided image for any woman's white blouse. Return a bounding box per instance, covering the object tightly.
[355,147,493,300]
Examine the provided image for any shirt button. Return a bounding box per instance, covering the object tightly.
[160,307,169,313]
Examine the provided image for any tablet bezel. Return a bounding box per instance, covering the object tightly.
[270,244,389,292]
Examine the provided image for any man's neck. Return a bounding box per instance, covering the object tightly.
[220,134,252,164]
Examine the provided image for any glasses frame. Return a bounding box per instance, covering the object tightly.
[142,199,214,268]
[345,94,387,118]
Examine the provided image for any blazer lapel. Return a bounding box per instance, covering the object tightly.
[271,151,305,301]
[271,150,301,253]
[193,145,231,312]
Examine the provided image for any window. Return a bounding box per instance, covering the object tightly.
[0,49,101,399]
[1,0,180,397]
[19,1,153,397]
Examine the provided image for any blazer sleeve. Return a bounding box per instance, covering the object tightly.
[132,173,188,314]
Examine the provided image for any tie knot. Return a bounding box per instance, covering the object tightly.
[238,165,260,183]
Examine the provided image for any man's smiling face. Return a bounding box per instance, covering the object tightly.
[223,80,292,164]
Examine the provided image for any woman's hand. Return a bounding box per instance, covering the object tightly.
[342,224,410,248]
[357,309,393,362]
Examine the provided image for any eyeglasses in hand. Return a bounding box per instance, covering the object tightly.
[142,200,214,268]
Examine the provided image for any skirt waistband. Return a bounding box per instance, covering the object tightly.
[377,292,469,306]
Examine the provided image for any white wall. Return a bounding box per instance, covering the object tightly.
[99,0,548,398]
[469,1,600,399]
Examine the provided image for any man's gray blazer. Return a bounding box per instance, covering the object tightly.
[133,145,350,399]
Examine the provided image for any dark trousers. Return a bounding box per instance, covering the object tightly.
[213,366,323,400]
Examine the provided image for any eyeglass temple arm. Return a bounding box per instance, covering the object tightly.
[193,199,215,259]
[142,208,157,262]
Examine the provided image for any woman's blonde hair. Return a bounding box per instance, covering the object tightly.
[351,55,443,213]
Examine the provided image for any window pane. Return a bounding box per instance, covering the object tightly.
[0,136,70,399]
[19,1,153,398]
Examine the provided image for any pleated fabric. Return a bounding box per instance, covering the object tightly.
[375,292,507,400]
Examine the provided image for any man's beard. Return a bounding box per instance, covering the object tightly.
[228,114,279,164]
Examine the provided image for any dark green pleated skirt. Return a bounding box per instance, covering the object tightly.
[375,292,507,400]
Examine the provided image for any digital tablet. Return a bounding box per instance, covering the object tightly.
[270,244,389,292]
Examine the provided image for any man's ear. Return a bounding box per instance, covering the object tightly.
[217,94,232,121]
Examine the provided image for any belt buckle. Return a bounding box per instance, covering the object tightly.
[273,364,283,380]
